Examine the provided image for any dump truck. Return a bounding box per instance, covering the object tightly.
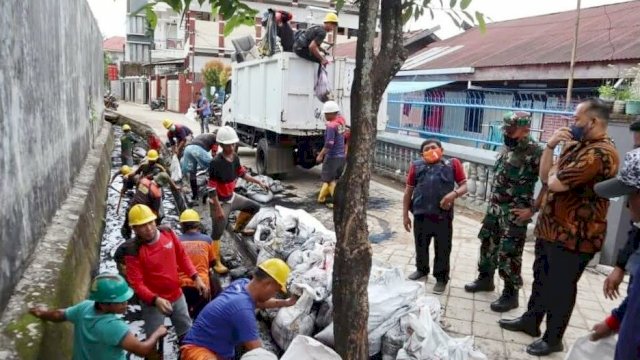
[221,51,388,176]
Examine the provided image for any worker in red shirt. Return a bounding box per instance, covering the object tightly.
[208,126,267,274]
[178,209,222,319]
[123,204,209,345]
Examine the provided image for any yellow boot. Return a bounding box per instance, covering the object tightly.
[326,182,337,208]
[317,183,330,204]
[234,211,255,235]
[211,240,228,274]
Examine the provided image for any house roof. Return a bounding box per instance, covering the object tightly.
[334,28,440,59]
[103,36,125,53]
[405,1,640,71]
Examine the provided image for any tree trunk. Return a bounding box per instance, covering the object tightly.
[332,0,406,358]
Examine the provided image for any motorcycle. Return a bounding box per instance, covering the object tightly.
[150,95,166,111]
[209,102,222,126]
[104,92,118,110]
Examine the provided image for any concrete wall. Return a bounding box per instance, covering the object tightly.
[0,0,103,313]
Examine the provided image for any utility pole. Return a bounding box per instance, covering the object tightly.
[565,0,581,110]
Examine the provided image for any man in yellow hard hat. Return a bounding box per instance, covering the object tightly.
[120,124,137,166]
[293,12,338,65]
[163,118,193,158]
[29,273,168,360]
[123,204,208,347]
[178,209,222,319]
[181,258,297,360]
[129,149,181,192]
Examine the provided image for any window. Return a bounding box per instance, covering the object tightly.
[347,28,357,38]
[464,91,484,133]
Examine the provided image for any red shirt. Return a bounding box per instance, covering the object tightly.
[406,157,466,186]
[125,228,198,304]
[207,153,246,202]
[148,135,162,151]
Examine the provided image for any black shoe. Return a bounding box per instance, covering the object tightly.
[464,273,495,293]
[433,281,447,294]
[490,287,519,312]
[526,339,563,356]
[408,271,427,281]
[498,317,541,337]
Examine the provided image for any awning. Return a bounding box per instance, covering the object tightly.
[385,80,453,94]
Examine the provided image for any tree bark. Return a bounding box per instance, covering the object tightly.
[332,0,406,358]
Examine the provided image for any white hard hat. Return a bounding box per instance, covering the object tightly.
[322,101,340,114]
[240,348,277,360]
[217,126,240,145]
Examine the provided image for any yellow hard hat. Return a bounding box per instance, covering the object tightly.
[258,258,291,292]
[122,124,131,131]
[120,165,132,176]
[128,204,157,227]
[324,12,338,24]
[162,119,173,129]
[147,149,159,161]
[179,209,201,223]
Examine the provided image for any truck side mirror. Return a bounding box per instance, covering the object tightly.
[224,93,230,103]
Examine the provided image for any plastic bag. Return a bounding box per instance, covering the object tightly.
[396,305,487,360]
[281,335,341,360]
[315,296,333,330]
[564,335,616,360]
[170,154,182,182]
[185,106,197,122]
[314,65,331,102]
[240,348,278,360]
[271,289,316,350]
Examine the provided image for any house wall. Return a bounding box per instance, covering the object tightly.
[0,0,103,313]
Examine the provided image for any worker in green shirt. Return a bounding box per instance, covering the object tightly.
[29,274,167,360]
[121,124,137,166]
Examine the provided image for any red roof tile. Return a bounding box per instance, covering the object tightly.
[103,36,125,52]
[407,1,640,70]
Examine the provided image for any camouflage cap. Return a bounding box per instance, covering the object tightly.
[503,111,532,127]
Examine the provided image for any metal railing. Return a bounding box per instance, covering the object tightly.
[386,89,588,148]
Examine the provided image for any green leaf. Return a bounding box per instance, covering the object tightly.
[445,10,461,28]
[460,0,471,10]
[402,6,413,24]
[211,4,219,20]
[475,11,486,33]
[335,0,346,12]
[145,6,158,29]
[223,16,239,36]
[461,10,474,23]
[449,0,457,8]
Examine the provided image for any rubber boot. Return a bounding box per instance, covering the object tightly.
[317,183,330,204]
[212,240,228,274]
[490,286,519,312]
[326,182,337,208]
[234,211,255,235]
[464,272,495,293]
[189,176,198,202]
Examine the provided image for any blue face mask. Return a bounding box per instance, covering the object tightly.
[569,124,586,141]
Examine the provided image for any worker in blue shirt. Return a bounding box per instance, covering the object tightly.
[181,259,296,360]
[593,148,640,359]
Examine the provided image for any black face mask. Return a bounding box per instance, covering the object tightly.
[503,134,519,148]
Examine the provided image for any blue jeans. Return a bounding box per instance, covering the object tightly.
[180,145,212,175]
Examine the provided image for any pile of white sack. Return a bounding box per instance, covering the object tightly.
[243,206,487,360]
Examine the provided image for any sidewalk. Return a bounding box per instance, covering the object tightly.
[115,102,205,141]
[119,102,625,359]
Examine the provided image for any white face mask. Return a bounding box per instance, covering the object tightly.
[170,125,176,132]
[634,222,640,229]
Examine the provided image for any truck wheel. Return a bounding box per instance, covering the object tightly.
[256,138,269,175]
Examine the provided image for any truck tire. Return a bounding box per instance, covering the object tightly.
[256,138,269,175]
[296,142,317,169]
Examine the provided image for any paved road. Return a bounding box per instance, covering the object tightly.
[117,101,626,359]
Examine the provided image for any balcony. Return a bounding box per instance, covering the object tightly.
[155,38,185,50]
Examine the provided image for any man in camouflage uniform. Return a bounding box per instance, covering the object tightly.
[464,111,543,312]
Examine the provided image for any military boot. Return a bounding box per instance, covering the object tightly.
[464,272,495,293]
[491,286,519,312]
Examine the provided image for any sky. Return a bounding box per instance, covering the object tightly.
[88,0,636,39]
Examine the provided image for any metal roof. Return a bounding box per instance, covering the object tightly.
[406,0,640,71]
